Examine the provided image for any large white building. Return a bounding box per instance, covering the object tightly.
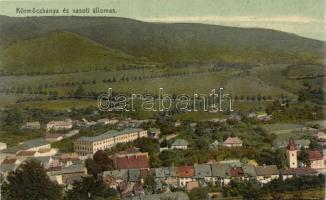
[74,128,148,156]
[46,120,73,131]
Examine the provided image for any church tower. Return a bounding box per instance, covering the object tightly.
[286,138,298,168]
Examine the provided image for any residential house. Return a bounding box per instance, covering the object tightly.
[171,139,188,150]
[19,138,51,151]
[97,118,119,125]
[211,164,230,186]
[22,121,41,130]
[255,165,279,184]
[242,165,257,180]
[45,133,64,142]
[194,164,212,184]
[64,129,79,138]
[309,150,324,169]
[223,137,243,147]
[0,142,7,150]
[186,181,199,191]
[316,132,326,141]
[280,167,318,180]
[148,128,160,139]
[229,167,245,180]
[176,166,195,187]
[128,168,141,182]
[62,164,86,185]
[46,120,72,131]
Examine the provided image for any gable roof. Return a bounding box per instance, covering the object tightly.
[177,166,195,177]
[280,167,318,176]
[255,165,279,176]
[309,150,323,161]
[211,164,229,178]
[171,139,188,147]
[194,164,212,178]
[115,154,150,170]
[20,138,49,150]
[224,137,242,144]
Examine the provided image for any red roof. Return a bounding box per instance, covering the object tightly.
[16,150,36,156]
[309,150,323,161]
[287,138,297,151]
[229,167,244,177]
[115,155,150,170]
[280,167,317,175]
[177,166,195,177]
[2,157,17,164]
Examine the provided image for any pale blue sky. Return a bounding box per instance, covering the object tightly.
[0,0,325,40]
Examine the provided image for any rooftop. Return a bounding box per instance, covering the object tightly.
[20,138,49,150]
[309,150,323,161]
[171,139,188,147]
[76,128,144,142]
[177,166,195,177]
[224,137,242,144]
[255,165,279,176]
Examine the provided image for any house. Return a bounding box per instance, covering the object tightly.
[171,139,188,150]
[62,164,86,185]
[176,166,195,187]
[46,120,72,131]
[309,150,324,169]
[46,166,63,185]
[229,167,245,180]
[0,142,7,150]
[316,132,326,141]
[112,148,150,170]
[242,165,257,180]
[97,118,119,125]
[22,121,41,130]
[103,169,129,184]
[45,133,64,142]
[186,181,199,191]
[280,167,318,180]
[223,137,242,147]
[59,153,80,166]
[211,164,231,186]
[194,164,212,184]
[154,167,178,188]
[19,138,51,151]
[255,165,279,184]
[209,140,220,149]
[64,129,79,138]
[148,128,160,139]
[128,168,141,182]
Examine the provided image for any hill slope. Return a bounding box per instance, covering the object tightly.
[0,31,137,74]
[0,16,325,65]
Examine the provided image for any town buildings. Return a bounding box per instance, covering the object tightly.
[46,120,73,131]
[22,121,41,129]
[171,139,189,150]
[112,148,150,170]
[74,128,147,155]
[223,137,243,147]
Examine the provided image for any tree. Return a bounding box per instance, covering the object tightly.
[85,158,102,178]
[143,175,155,193]
[65,176,118,200]
[298,148,310,167]
[74,85,86,98]
[2,160,62,200]
[93,150,114,171]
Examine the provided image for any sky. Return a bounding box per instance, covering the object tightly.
[0,0,325,41]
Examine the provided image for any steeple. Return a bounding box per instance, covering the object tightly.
[287,138,297,151]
